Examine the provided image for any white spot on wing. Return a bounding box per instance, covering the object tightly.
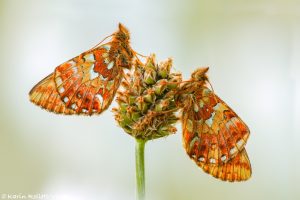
[236,139,245,149]
[198,157,205,162]
[95,94,103,105]
[213,103,227,113]
[58,87,65,93]
[230,147,237,155]
[99,74,108,81]
[55,77,63,86]
[82,108,88,113]
[71,103,78,110]
[89,64,99,79]
[107,61,114,69]
[221,155,227,162]
[213,103,221,110]
[205,112,215,127]
[84,53,95,62]
[63,97,69,103]
[209,158,216,164]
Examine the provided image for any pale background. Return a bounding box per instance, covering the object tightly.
[0,0,299,200]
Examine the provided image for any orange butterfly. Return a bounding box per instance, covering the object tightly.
[29,23,136,115]
[177,67,251,182]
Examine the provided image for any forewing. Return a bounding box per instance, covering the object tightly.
[30,44,123,115]
[182,86,250,181]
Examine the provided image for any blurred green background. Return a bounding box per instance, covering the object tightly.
[0,0,299,199]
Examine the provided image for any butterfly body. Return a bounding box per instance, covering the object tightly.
[178,67,251,182]
[29,24,135,115]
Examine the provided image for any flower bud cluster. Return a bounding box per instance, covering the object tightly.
[113,54,182,140]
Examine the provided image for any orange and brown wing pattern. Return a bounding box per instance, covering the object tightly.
[29,24,134,115]
[52,45,124,115]
[182,86,251,181]
[200,148,251,182]
[29,73,76,114]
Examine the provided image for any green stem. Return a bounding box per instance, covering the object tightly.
[135,138,146,200]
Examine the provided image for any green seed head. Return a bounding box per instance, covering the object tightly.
[113,54,182,140]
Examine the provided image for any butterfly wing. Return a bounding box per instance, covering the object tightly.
[182,86,251,181]
[30,44,125,115]
[29,73,76,114]
[200,148,251,182]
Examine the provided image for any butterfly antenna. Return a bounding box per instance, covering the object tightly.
[133,51,148,64]
[91,34,114,50]
[207,79,214,93]
[133,56,143,65]
[133,50,147,58]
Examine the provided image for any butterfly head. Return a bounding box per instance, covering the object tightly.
[191,67,209,82]
[175,67,210,106]
[115,23,130,42]
[113,23,135,69]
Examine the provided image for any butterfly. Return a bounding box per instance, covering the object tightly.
[177,67,251,182]
[29,23,137,115]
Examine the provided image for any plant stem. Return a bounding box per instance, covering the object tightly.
[135,138,146,200]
